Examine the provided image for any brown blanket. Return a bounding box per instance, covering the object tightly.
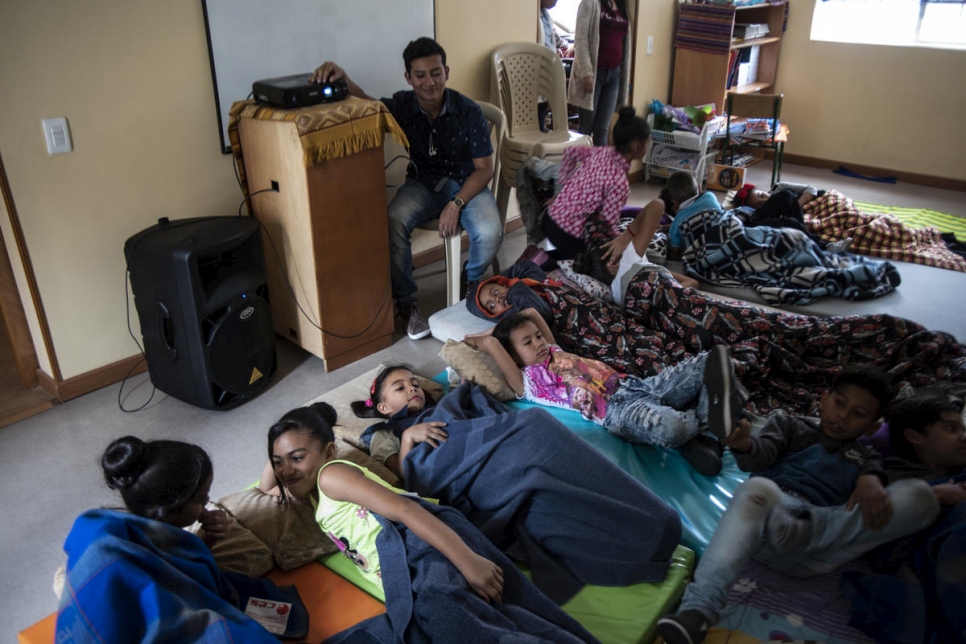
[803,190,966,273]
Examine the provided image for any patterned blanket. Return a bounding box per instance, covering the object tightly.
[679,206,901,306]
[804,190,966,273]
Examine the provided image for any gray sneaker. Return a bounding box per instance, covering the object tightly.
[399,303,431,340]
[826,237,853,254]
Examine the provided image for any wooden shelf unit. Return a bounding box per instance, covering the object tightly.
[671,1,788,112]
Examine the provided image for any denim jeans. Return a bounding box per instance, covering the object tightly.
[387,179,503,305]
[603,352,709,448]
[578,66,622,147]
[680,476,940,623]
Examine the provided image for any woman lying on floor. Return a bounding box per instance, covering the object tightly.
[261,402,599,643]
[467,260,966,419]
[311,364,684,606]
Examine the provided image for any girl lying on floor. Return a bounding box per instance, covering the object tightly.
[57,436,302,642]
[260,402,599,643]
[339,364,683,605]
[467,261,966,419]
[463,308,743,477]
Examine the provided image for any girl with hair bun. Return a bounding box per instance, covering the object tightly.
[541,106,650,263]
[57,436,295,642]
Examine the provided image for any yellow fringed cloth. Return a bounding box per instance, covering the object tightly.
[227,97,409,198]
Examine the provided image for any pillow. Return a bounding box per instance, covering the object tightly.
[214,488,337,573]
[557,259,615,303]
[439,340,516,401]
[211,441,398,574]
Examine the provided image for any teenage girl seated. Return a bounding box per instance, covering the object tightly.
[57,436,287,642]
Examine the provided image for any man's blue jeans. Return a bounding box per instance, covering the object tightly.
[679,476,940,623]
[603,351,710,448]
[388,179,503,306]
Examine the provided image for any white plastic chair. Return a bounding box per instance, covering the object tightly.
[414,101,507,306]
[490,42,591,223]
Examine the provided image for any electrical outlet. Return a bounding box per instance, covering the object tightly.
[271,180,280,191]
[646,36,654,56]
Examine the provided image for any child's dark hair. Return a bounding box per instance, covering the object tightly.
[350,364,433,419]
[659,171,699,208]
[403,37,446,73]
[612,106,651,154]
[492,313,536,365]
[886,396,963,462]
[573,246,614,285]
[101,436,212,521]
[832,365,894,417]
[267,402,337,504]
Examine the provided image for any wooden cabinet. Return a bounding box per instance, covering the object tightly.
[235,104,394,371]
[671,1,788,112]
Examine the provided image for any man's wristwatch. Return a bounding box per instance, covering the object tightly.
[451,196,465,211]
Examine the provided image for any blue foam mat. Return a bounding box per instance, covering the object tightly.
[432,373,747,555]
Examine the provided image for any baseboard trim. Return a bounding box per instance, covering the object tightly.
[37,354,148,403]
[778,154,966,192]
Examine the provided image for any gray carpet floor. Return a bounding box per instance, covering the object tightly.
[5,161,965,639]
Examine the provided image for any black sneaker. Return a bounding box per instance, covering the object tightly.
[657,609,710,644]
[704,345,744,441]
[677,436,723,477]
[459,261,480,302]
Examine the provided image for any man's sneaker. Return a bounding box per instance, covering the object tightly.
[398,303,431,340]
[704,345,744,440]
[677,435,723,477]
[657,609,710,644]
[826,237,853,254]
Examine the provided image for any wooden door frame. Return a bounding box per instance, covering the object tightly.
[0,150,58,388]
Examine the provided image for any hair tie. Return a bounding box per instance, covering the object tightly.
[365,398,374,408]
[734,183,756,206]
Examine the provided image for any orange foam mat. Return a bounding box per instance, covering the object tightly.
[18,563,385,643]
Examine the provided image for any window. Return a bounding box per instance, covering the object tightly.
[811,0,966,49]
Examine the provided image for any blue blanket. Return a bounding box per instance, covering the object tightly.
[679,205,900,305]
[398,382,682,602]
[57,509,285,643]
[842,500,966,643]
[325,500,599,643]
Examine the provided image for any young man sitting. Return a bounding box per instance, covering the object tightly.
[312,37,502,339]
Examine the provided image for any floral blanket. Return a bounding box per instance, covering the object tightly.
[533,267,966,418]
[803,190,966,273]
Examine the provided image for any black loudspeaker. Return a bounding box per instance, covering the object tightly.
[124,216,276,410]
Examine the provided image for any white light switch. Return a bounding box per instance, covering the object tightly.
[42,117,72,154]
[646,36,655,56]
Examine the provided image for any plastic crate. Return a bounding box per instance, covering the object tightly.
[646,150,719,187]
[646,115,719,152]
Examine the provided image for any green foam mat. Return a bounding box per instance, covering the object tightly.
[852,200,966,239]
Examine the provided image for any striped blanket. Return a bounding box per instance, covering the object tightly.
[679,206,900,306]
[803,190,966,273]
